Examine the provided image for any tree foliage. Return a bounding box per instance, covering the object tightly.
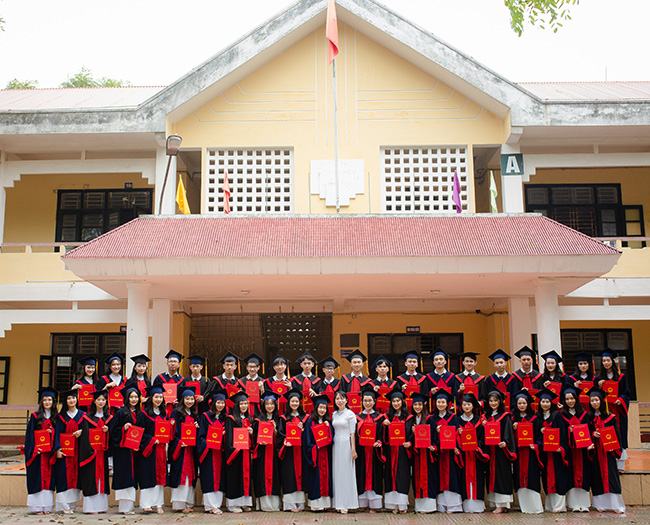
[5,78,39,89]
[58,66,131,88]
[504,0,579,36]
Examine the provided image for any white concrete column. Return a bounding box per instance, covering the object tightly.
[534,280,562,366]
[155,146,177,215]
[507,297,532,364]
[152,298,173,377]
[126,282,151,365]
[0,150,6,245]
[500,143,524,213]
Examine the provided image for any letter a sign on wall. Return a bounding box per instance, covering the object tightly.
[500,153,524,176]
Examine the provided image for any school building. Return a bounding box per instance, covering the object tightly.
[0,0,649,445]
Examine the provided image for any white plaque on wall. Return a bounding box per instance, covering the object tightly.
[310,159,365,207]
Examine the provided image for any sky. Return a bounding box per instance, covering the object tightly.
[0,0,648,89]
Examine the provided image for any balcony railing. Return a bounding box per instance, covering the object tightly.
[593,237,650,249]
[0,242,85,253]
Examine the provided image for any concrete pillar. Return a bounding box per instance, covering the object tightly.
[507,297,532,365]
[152,298,173,377]
[500,143,524,213]
[0,150,6,245]
[155,146,177,215]
[534,280,562,367]
[126,282,151,366]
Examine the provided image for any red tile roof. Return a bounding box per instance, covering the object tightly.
[62,215,618,260]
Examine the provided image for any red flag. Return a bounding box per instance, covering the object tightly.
[453,170,462,213]
[223,171,231,214]
[326,0,339,64]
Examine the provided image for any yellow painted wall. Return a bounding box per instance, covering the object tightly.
[173,312,192,376]
[173,25,507,215]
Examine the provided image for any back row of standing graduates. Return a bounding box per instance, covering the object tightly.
[25,344,628,515]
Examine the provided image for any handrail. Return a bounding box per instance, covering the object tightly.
[0,242,85,253]
[593,237,650,242]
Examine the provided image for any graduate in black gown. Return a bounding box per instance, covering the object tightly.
[355,388,387,512]
[407,392,437,514]
[253,391,282,511]
[107,385,140,514]
[511,390,543,514]
[168,386,199,512]
[79,389,111,514]
[224,391,254,512]
[303,394,333,511]
[126,353,151,403]
[483,389,516,513]
[197,389,227,514]
[427,348,459,411]
[512,346,544,395]
[455,352,485,409]
[369,355,399,414]
[540,350,569,406]
[339,349,373,394]
[588,387,625,514]
[262,355,292,414]
[153,350,184,418]
[71,355,97,413]
[457,393,489,513]
[97,352,126,416]
[205,352,241,414]
[277,389,308,511]
[292,352,322,414]
[382,391,412,513]
[25,386,58,514]
[396,350,429,399]
[182,354,210,414]
[315,356,341,405]
[481,350,517,410]
[237,353,265,416]
[53,389,83,514]
[567,351,595,411]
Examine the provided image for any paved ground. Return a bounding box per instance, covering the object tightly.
[0,507,647,524]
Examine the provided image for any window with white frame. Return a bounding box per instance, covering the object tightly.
[381,147,469,213]
[205,148,294,213]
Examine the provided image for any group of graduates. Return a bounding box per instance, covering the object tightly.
[24,344,629,516]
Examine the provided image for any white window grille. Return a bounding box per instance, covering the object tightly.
[381,146,469,213]
[205,148,294,213]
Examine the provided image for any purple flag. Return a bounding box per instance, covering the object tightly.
[452,170,462,213]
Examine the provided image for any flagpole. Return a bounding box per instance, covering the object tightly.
[332,57,340,213]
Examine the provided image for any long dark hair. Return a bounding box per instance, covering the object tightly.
[560,390,585,418]
[598,357,620,381]
[387,397,409,420]
[144,391,165,419]
[284,395,306,419]
[177,395,198,419]
[542,360,564,382]
[231,400,252,426]
[310,404,331,424]
[77,364,97,385]
[130,364,151,382]
[410,398,429,419]
[209,398,226,419]
[89,393,108,418]
[536,396,558,419]
[258,397,279,423]
[487,392,505,416]
[588,394,610,418]
[35,397,59,426]
[512,394,534,420]
[573,360,594,379]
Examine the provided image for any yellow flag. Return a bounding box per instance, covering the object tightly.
[176,176,190,214]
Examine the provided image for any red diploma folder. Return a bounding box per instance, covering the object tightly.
[181,423,196,446]
[108,387,123,408]
[225,383,240,398]
[463,383,479,398]
[543,427,560,452]
[439,425,456,450]
[603,381,619,403]
[245,381,260,403]
[206,424,223,450]
[460,426,478,451]
[257,421,274,445]
[162,383,177,403]
[378,384,392,397]
[78,384,94,406]
[572,424,592,449]
[271,382,288,396]
[312,422,332,447]
[285,422,302,446]
[34,429,52,452]
[359,423,376,446]
[389,421,406,446]
[503,393,511,413]
[89,428,105,451]
[122,426,144,450]
[547,381,563,398]
[578,381,593,407]
[529,389,540,412]
[347,392,362,414]
[376,395,390,413]
[404,384,419,397]
[484,421,501,445]
[517,422,534,447]
[185,380,201,397]
[233,427,250,450]
[601,426,620,452]
[302,395,314,414]
[414,424,431,448]
[60,433,75,455]
[154,420,172,444]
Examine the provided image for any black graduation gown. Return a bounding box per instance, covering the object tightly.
[512,369,544,395]
[224,414,254,500]
[167,409,198,488]
[432,412,463,495]
[396,372,429,397]
[153,372,183,417]
[54,410,84,493]
[74,378,95,413]
[79,412,111,497]
[236,376,263,416]
[511,413,542,492]
[25,412,56,495]
[135,410,168,489]
[589,413,622,495]
[484,411,516,496]
[407,414,438,500]
[107,406,138,490]
[455,372,485,407]
[599,372,631,449]
[181,375,211,413]
[383,413,412,496]
[567,373,595,410]
[303,417,333,500]
[252,415,281,498]
[197,411,226,494]
[537,411,570,496]
[458,414,489,501]
[561,410,591,492]
[97,375,125,415]
[278,413,308,494]
[481,373,517,410]
[355,411,386,496]
[206,375,240,413]
[315,378,340,394]
[261,376,290,414]
[428,371,459,409]
[370,378,399,414]
[339,373,372,393]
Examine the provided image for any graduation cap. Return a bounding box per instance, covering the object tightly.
[597,347,619,359]
[514,346,536,360]
[532,388,556,402]
[541,350,563,363]
[130,354,151,365]
[459,352,480,361]
[486,390,504,401]
[230,391,249,406]
[371,355,392,369]
[220,352,240,374]
[164,350,183,362]
[78,355,97,367]
[188,354,206,366]
[209,389,227,402]
[243,352,265,375]
[345,349,367,363]
[178,386,196,401]
[297,352,317,364]
[361,386,377,400]
[411,392,428,405]
[104,352,124,365]
[487,349,511,362]
[319,356,340,369]
[146,384,165,397]
[431,347,448,360]
[461,392,481,409]
[389,390,405,401]
[433,389,454,403]
[573,352,593,364]
[560,385,580,401]
[121,385,141,402]
[513,390,534,404]
[401,350,420,362]
[38,386,58,400]
[285,387,303,401]
[272,355,290,366]
[587,386,608,399]
[92,389,109,400]
[261,391,280,403]
[59,389,77,400]
[312,394,330,407]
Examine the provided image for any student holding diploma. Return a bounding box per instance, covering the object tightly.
[408,392,437,514]
[54,389,83,514]
[252,392,282,511]
[278,389,308,512]
[432,389,462,513]
[457,393,488,513]
[304,394,333,511]
[224,391,254,512]
[355,388,386,512]
[197,389,227,514]
[383,391,412,514]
